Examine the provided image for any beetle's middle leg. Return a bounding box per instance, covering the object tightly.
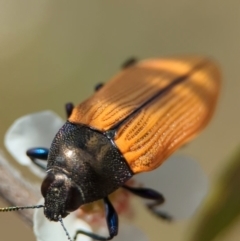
[73,196,118,241]
[121,57,137,69]
[122,185,172,221]
[94,57,138,93]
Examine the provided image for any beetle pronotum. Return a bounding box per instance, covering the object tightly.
[0,56,221,241]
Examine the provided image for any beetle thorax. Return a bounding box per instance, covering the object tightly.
[45,122,133,205]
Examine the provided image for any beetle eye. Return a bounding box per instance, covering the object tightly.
[41,172,55,197]
[66,186,82,212]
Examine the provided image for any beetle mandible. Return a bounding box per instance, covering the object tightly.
[1,56,221,241]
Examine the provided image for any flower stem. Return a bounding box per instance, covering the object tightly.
[0,151,41,227]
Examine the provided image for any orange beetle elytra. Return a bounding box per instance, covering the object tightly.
[70,56,220,173]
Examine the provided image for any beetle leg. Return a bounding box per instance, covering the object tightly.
[94,58,137,92]
[95,83,104,91]
[65,102,74,118]
[122,185,172,221]
[26,147,49,171]
[121,57,138,69]
[73,196,118,241]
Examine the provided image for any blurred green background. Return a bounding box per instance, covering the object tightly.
[0,1,240,241]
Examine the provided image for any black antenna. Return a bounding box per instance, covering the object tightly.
[0,204,44,212]
[59,215,73,241]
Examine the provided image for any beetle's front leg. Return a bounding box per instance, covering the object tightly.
[26,148,49,171]
[73,197,118,241]
[123,185,172,221]
[65,102,74,118]
[27,103,73,169]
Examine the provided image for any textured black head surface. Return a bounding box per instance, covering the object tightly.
[46,121,133,205]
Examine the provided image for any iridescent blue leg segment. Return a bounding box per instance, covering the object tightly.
[26,148,49,171]
[73,197,118,241]
[122,185,172,221]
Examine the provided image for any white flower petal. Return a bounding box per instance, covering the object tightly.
[4,111,64,177]
[34,199,92,241]
[135,155,208,219]
[95,222,149,241]
[114,223,149,241]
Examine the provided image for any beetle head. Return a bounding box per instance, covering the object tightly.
[41,170,83,221]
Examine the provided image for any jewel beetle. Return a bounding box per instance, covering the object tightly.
[1,56,221,241]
